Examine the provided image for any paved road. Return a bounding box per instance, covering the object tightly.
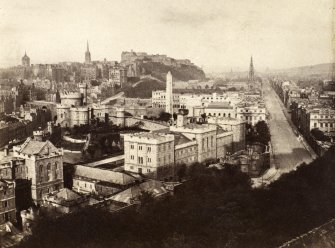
[263,80,313,172]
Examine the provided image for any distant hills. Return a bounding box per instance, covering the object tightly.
[267,63,334,78]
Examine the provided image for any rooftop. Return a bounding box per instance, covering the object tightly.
[14,137,61,156]
[124,132,174,142]
[207,102,233,109]
[74,165,136,186]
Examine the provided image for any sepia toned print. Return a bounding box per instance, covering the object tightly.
[0,0,334,247]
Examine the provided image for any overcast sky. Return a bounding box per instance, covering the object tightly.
[0,0,333,72]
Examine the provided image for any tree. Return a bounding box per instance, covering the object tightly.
[138,190,154,207]
[311,128,329,141]
[158,111,172,122]
[176,164,186,181]
[254,121,271,145]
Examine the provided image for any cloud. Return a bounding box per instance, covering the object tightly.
[160,9,220,27]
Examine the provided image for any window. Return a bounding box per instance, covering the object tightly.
[47,163,52,181]
[147,147,151,152]
[138,157,143,164]
[147,157,151,162]
[314,123,317,128]
[131,155,134,160]
[130,144,134,149]
[4,201,8,208]
[139,146,142,150]
[325,123,328,127]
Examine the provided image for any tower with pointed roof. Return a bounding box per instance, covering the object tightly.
[85,41,91,64]
[22,51,30,67]
[248,56,255,89]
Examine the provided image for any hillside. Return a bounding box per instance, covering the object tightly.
[123,78,165,98]
[270,63,334,77]
[141,61,206,82]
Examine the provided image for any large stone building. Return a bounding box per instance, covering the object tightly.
[309,108,335,135]
[236,102,266,125]
[123,113,239,180]
[124,132,175,179]
[0,179,16,225]
[208,116,246,152]
[13,134,64,203]
[109,66,127,88]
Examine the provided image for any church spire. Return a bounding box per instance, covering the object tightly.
[249,56,254,82]
[85,40,91,64]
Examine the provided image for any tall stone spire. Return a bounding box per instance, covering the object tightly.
[249,56,254,82]
[85,40,91,64]
[165,71,173,114]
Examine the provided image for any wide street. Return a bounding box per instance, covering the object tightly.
[263,80,314,172]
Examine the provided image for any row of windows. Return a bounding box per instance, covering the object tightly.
[177,156,196,164]
[313,115,335,119]
[130,145,153,152]
[131,156,152,163]
[76,181,93,190]
[129,166,151,173]
[202,136,214,149]
[314,122,335,128]
[176,146,197,156]
[239,109,264,113]
[241,116,263,121]
[130,144,171,152]
[208,113,233,117]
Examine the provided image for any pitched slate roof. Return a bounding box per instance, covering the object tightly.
[17,138,59,156]
[74,165,136,186]
[55,188,83,201]
[110,180,168,204]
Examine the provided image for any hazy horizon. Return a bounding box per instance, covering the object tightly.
[0,0,333,73]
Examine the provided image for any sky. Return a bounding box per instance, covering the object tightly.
[0,0,333,72]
